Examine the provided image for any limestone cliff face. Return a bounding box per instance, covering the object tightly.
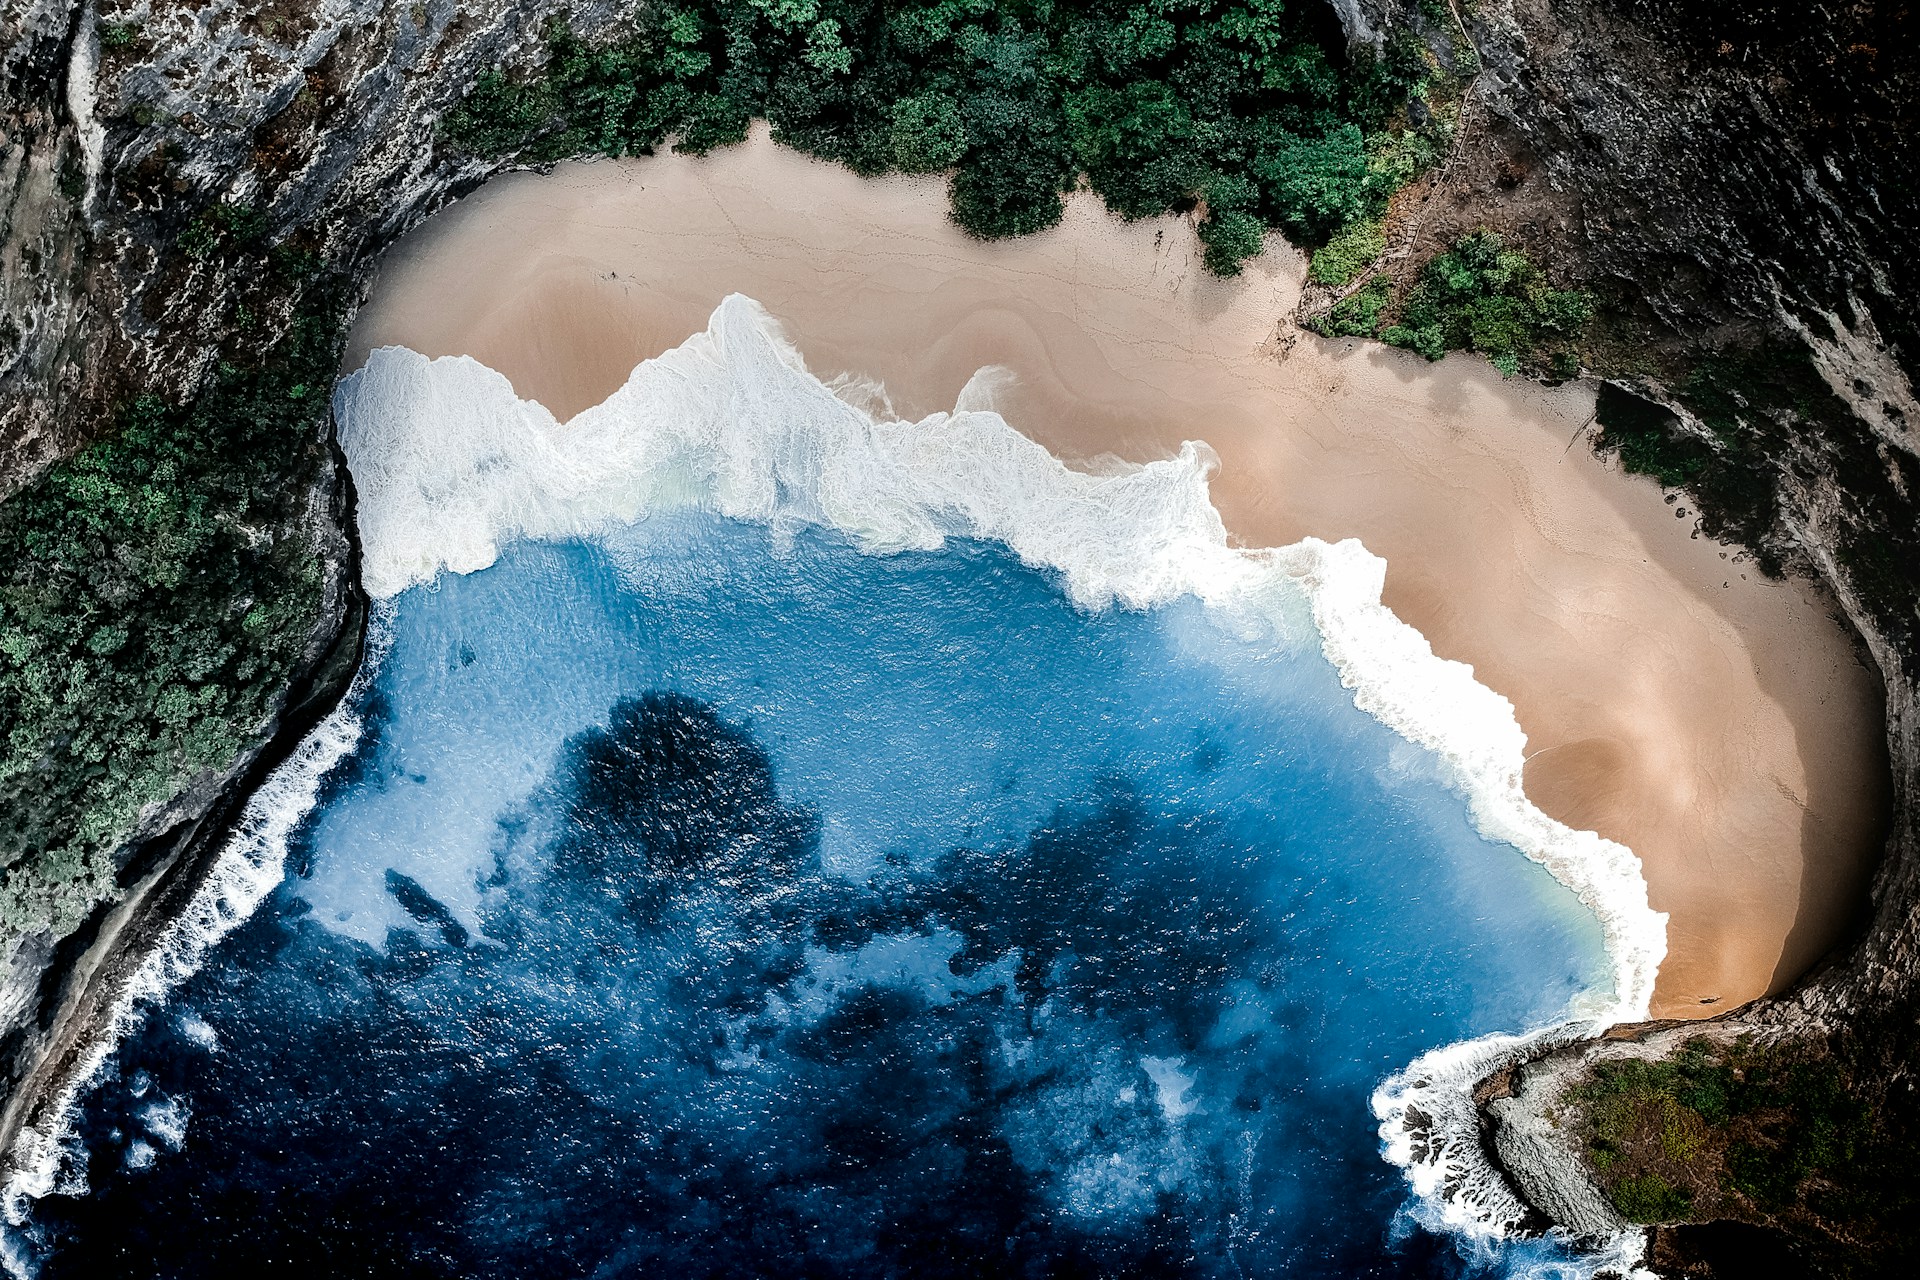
[1337,0,1918,1266]
[1343,0,1918,1009]
[0,0,1915,1263]
[0,0,619,1169]
[1419,0,1917,965]
[1,0,629,490]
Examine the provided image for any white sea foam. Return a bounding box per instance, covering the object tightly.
[136,1098,188,1153]
[1,293,1665,1270]
[330,293,1667,1258]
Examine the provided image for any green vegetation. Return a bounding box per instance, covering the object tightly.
[177,202,269,260]
[1608,1172,1692,1223]
[1676,347,1863,568]
[97,20,142,52]
[1315,272,1391,337]
[442,1,1456,273]
[1308,214,1383,286]
[1569,1031,1920,1272]
[0,295,341,938]
[1591,341,1915,595]
[1308,231,1592,377]
[1591,383,1708,489]
[1572,1037,1877,1227]
[1377,231,1591,375]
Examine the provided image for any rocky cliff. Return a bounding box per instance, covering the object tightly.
[0,0,1915,1273]
[1338,0,1920,964]
[0,0,630,1177]
[1338,1,1919,1272]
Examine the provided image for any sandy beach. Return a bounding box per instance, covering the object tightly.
[344,126,1886,1019]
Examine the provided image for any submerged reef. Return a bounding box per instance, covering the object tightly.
[0,1,1916,1275]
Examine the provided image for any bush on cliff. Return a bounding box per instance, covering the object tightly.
[1378,231,1592,376]
[441,1,1453,274]
[0,305,338,939]
[1307,231,1593,377]
[1570,1035,1905,1247]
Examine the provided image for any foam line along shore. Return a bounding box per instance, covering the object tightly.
[335,296,1660,1250]
[346,128,1885,1020]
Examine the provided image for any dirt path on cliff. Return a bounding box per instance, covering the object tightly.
[343,126,1887,1019]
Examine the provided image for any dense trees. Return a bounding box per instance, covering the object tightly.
[1314,231,1593,378]
[444,0,1446,274]
[0,300,340,935]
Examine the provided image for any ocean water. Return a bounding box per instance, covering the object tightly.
[4,298,1658,1277]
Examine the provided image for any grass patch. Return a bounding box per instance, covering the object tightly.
[1571,1037,1878,1228]
[1610,1172,1693,1224]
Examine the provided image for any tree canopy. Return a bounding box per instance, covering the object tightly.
[443,0,1447,274]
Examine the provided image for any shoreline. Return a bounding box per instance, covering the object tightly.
[0,440,366,1189]
[337,292,1661,1256]
[344,126,1887,1020]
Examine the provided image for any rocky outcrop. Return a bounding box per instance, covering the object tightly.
[1481,1049,1629,1242]
[2,0,634,493]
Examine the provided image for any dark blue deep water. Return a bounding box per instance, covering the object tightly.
[21,515,1605,1278]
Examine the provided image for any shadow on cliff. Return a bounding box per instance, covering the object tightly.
[1767,633,1893,997]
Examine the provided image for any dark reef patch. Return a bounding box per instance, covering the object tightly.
[23,690,1460,1277]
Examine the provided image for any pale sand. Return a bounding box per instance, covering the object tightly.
[344,127,1887,1019]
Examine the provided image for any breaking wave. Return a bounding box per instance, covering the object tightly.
[0,628,382,1273]
[335,294,1666,1253]
[5,294,1664,1271]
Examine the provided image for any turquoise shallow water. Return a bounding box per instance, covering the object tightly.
[19,513,1611,1276]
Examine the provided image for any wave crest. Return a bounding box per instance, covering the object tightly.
[0,628,381,1272]
[337,293,1665,1247]
[337,294,1666,1253]
[5,294,1663,1267]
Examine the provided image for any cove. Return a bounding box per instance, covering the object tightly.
[9,299,1627,1276]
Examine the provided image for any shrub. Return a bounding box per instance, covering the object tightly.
[98,20,141,51]
[1065,79,1197,218]
[1572,1036,1884,1231]
[949,146,1071,238]
[1312,274,1392,338]
[1310,216,1385,286]
[440,70,561,155]
[1254,123,1372,240]
[1199,209,1266,276]
[1594,383,1712,488]
[177,202,269,260]
[1379,231,1591,374]
[0,298,342,938]
[438,3,1459,274]
[1610,1173,1692,1224]
[889,91,967,171]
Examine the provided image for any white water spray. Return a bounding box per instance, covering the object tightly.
[4,295,1665,1273]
